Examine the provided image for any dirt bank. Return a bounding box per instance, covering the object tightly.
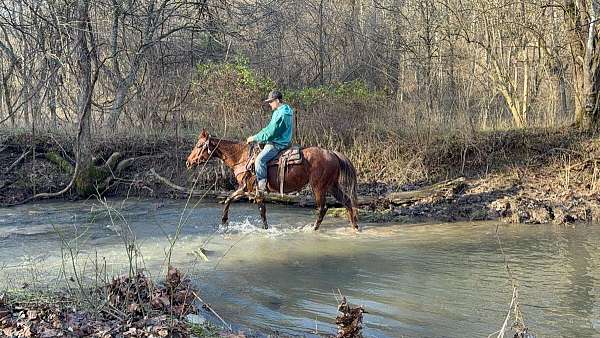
[2,129,599,225]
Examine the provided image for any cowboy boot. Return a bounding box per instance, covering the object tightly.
[256,179,267,198]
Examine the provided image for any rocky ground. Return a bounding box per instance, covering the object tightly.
[348,169,600,225]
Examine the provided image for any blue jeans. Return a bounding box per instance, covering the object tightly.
[255,143,280,182]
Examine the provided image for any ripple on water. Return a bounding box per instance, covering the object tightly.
[2,200,600,337]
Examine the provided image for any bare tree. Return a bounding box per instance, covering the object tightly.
[565,0,600,130]
[0,0,594,133]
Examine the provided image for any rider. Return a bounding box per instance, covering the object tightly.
[246,90,294,194]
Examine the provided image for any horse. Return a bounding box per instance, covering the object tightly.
[186,129,360,231]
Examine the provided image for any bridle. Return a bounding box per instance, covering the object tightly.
[195,135,214,156]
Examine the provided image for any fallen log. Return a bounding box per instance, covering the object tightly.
[149,168,319,205]
[4,148,31,174]
[385,177,467,205]
[149,169,466,208]
[148,168,226,198]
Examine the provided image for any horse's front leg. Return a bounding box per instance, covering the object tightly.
[312,189,327,230]
[258,199,268,229]
[222,187,246,224]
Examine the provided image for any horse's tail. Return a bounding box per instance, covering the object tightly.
[333,151,358,207]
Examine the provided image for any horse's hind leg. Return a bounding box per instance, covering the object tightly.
[312,189,328,230]
[330,184,359,231]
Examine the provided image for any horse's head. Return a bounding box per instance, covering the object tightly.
[186,129,215,169]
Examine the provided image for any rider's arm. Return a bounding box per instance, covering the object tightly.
[252,110,285,142]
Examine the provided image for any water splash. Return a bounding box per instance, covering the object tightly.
[218,217,313,237]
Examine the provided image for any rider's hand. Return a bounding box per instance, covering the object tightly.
[246,136,254,144]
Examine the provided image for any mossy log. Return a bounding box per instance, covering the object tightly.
[45,151,135,197]
[45,151,74,174]
[75,162,110,197]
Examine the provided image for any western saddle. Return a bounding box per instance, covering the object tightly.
[233,145,303,195]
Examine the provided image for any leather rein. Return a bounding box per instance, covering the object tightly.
[198,136,252,178]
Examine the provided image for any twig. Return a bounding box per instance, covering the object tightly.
[489,286,518,338]
[332,289,341,304]
[148,168,224,198]
[213,233,251,271]
[493,226,529,338]
[49,133,75,164]
[192,291,232,332]
[4,148,31,173]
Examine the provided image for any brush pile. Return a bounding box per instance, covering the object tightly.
[335,297,366,338]
[0,267,197,337]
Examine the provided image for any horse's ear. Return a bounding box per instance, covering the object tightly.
[200,128,208,138]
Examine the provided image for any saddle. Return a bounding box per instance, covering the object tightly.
[234,145,303,195]
[267,146,303,167]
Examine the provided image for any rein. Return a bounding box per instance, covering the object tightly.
[197,136,252,178]
[233,143,258,178]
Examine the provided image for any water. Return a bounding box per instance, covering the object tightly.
[1,199,600,337]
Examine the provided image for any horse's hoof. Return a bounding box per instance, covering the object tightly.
[263,225,269,230]
[221,219,229,226]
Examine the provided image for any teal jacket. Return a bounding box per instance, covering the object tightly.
[252,104,294,149]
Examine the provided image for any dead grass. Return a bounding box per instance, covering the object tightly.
[1,126,597,202]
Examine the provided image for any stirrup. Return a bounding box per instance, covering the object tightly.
[255,186,266,198]
[256,179,267,193]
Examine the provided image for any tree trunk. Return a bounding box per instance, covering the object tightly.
[74,0,96,197]
[106,1,158,129]
[1,67,15,127]
[581,0,600,130]
[566,0,600,131]
[558,70,569,117]
[107,82,128,128]
[318,0,325,85]
[47,31,60,129]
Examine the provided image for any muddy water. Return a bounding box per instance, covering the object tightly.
[1,199,599,337]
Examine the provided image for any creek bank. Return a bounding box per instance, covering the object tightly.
[2,129,600,225]
[0,267,246,338]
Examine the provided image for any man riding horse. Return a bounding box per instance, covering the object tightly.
[246,90,294,195]
[186,91,359,231]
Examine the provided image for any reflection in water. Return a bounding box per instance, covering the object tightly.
[559,228,597,337]
[1,199,600,337]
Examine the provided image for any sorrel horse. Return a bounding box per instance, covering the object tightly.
[186,129,359,231]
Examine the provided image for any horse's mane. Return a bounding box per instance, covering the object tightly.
[208,136,244,145]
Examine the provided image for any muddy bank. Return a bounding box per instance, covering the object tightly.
[347,173,600,225]
[2,129,600,225]
[0,131,231,205]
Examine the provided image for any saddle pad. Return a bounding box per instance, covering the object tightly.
[234,145,303,177]
[267,146,302,166]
